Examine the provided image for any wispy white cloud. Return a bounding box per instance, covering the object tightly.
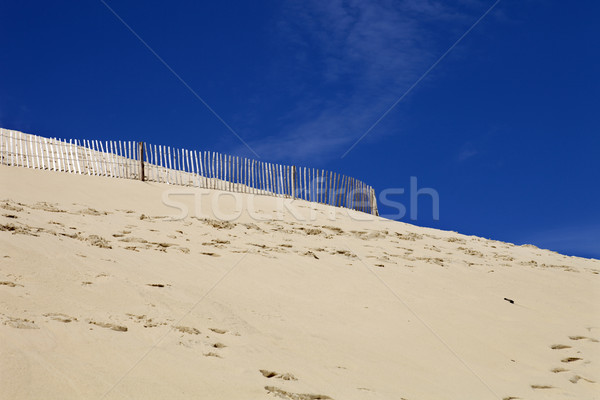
[238,0,495,161]
[458,145,478,161]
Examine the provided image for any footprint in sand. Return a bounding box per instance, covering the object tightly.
[126,314,165,328]
[569,375,596,384]
[551,367,569,373]
[3,316,38,329]
[0,281,22,287]
[44,313,77,323]
[260,369,297,381]
[530,385,553,389]
[173,326,200,335]
[87,235,112,249]
[264,386,331,400]
[561,357,582,363]
[88,320,127,332]
[569,335,599,342]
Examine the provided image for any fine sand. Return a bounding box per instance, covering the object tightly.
[1,164,599,399]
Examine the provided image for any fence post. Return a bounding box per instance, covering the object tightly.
[370,187,378,216]
[138,142,145,181]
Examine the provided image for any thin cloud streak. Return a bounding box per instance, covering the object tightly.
[241,0,500,162]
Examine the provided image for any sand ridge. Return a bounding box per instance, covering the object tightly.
[1,165,599,399]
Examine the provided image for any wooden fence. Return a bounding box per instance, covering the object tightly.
[0,128,378,215]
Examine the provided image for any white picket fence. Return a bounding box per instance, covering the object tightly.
[0,128,378,215]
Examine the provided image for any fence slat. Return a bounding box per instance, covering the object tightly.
[251,160,255,194]
[213,151,216,190]
[175,148,180,185]
[31,134,37,169]
[63,139,70,173]
[211,151,219,190]
[283,165,288,197]
[117,141,122,178]
[241,157,244,192]
[130,141,135,177]
[101,141,107,177]
[50,138,57,171]
[102,141,110,177]
[341,174,346,207]
[259,161,263,193]
[68,139,74,173]
[222,154,226,191]
[336,174,342,207]
[6,131,13,165]
[31,135,37,169]
[15,132,20,167]
[152,144,157,182]
[22,132,27,167]
[82,140,89,174]
[9,131,14,166]
[207,152,211,189]
[14,132,20,167]
[284,165,288,197]
[226,155,231,192]
[67,139,74,173]
[158,145,163,182]
[207,151,212,189]
[0,129,4,165]
[89,140,96,175]
[261,161,268,194]
[39,136,45,170]
[96,140,104,176]
[107,141,113,177]
[1,129,6,166]
[196,150,202,187]
[33,135,40,169]
[79,140,89,175]
[54,138,62,172]
[166,146,171,184]
[19,132,24,167]
[126,141,130,178]
[201,151,206,188]
[117,141,123,178]
[198,149,204,180]
[344,175,349,208]
[114,141,120,177]
[179,148,184,184]
[73,140,80,174]
[215,153,219,190]
[190,149,196,185]
[23,133,30,169]
[84,140,92,175]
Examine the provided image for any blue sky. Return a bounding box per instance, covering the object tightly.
[1,1,598,258]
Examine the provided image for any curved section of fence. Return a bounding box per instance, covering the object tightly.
[0,128,378,215]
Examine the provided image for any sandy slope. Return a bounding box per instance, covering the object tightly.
[1,165,598,400]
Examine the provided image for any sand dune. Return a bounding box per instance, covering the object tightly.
[1,165,599,399]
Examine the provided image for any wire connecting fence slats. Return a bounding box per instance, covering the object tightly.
[0,129,378,215]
